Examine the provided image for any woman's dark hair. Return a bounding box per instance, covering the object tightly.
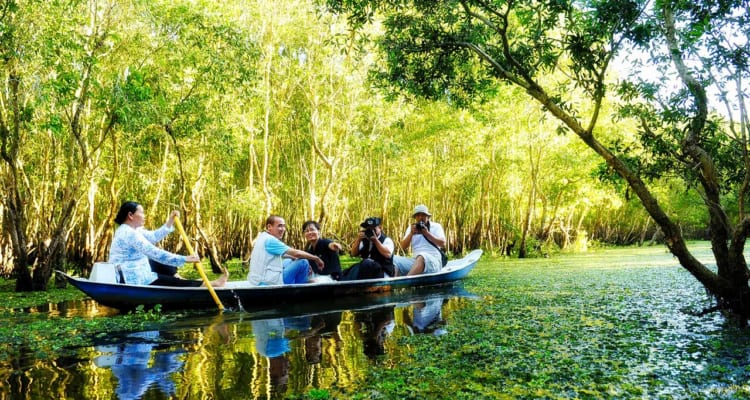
[114,201,140,225]
[302,220,320,232]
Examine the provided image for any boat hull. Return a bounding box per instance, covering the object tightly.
[61,249,482,311]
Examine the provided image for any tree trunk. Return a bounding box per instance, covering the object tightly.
[7,201,32,292]
[518,182,535,258]
[197,226,223,274]
[519,138,540,258]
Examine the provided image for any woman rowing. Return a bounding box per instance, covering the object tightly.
[109,201,228,287]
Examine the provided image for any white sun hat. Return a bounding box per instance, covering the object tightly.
[412,204,432,217]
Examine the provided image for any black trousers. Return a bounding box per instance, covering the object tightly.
[149,259,178,276]
[342,258,394,280]
[148,259,202,287]
[150,274,203,287]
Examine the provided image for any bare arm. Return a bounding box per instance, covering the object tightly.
[285,248,324,270]
[371,236,393,258]
[421,228,446,248]
[400,225,415,249]
[350,232,365,256]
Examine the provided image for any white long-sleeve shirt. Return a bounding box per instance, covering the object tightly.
[108,224,187,285]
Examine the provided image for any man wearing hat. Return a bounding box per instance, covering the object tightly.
[345,217,395,279]
[394,204,446,276]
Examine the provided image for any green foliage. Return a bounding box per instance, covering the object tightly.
[322,0,750,320]
[614,0,750,195]
[0,281,87,308]
[0,304,176,361]
[3,0,742,295]
[301,389,332,400]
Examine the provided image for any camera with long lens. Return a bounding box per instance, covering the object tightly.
[415,221,427,232]
[364,228,376,238]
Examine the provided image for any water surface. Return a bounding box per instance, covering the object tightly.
[2,285,475,399]
[3,243,750,399]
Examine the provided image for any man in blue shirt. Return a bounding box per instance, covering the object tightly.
[248,215,324,285]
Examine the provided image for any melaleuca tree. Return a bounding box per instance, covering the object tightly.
[326,0,750,322]
[0,0,127,290]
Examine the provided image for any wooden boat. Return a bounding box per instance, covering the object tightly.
[59,249,482,311]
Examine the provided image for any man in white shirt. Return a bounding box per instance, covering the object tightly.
[248,215,324,285]
[393,204,446,276]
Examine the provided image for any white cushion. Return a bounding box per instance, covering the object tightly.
[90,262,118,283]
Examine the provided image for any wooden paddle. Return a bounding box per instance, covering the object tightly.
[173,217,224,312]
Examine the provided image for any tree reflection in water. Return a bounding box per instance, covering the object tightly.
[1,287,475,399]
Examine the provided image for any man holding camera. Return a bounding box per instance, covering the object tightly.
[345,217,395,280]
[394,204,446,276]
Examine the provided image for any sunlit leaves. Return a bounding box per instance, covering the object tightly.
[121,69,153,103]
[370,6,498,107]
[616,0,749,196]
[2,0,743,289]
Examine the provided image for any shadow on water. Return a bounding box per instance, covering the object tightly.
[1,284,477,400]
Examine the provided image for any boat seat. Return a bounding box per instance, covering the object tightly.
[90,262,118,284]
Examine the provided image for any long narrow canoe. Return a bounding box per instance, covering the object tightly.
[59,249,482,311]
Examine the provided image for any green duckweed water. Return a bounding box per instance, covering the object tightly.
[2,242,749,399]
[354,242,750,399]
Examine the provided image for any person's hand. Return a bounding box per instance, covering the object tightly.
[185,254,200,263]
[420,227,431,238]
[358,231,366,240]
[166,210,180,228]
[331,242,343,252]
[313,256,324,270]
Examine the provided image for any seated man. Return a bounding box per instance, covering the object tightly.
[393,204,446,276]
[343,217,395,280]
[248,215,324,285]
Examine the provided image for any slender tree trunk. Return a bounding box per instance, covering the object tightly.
[191,150,223,273]
[518,182,536,258]
[83,178,98,272]
[519,137,540,258]
[261,44,274,215]
[150,141,170,215]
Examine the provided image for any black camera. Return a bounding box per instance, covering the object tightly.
[364,228,376,238]
[415,221,427,232]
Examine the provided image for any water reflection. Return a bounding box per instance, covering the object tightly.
[304,312,342,365]
[405,297,446,335]
[354,306,395,358]
[230,287,473,398]
[251,318,292,396]
[7,298,119,318]
[94,331,184,400]
[1,285,476,399]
